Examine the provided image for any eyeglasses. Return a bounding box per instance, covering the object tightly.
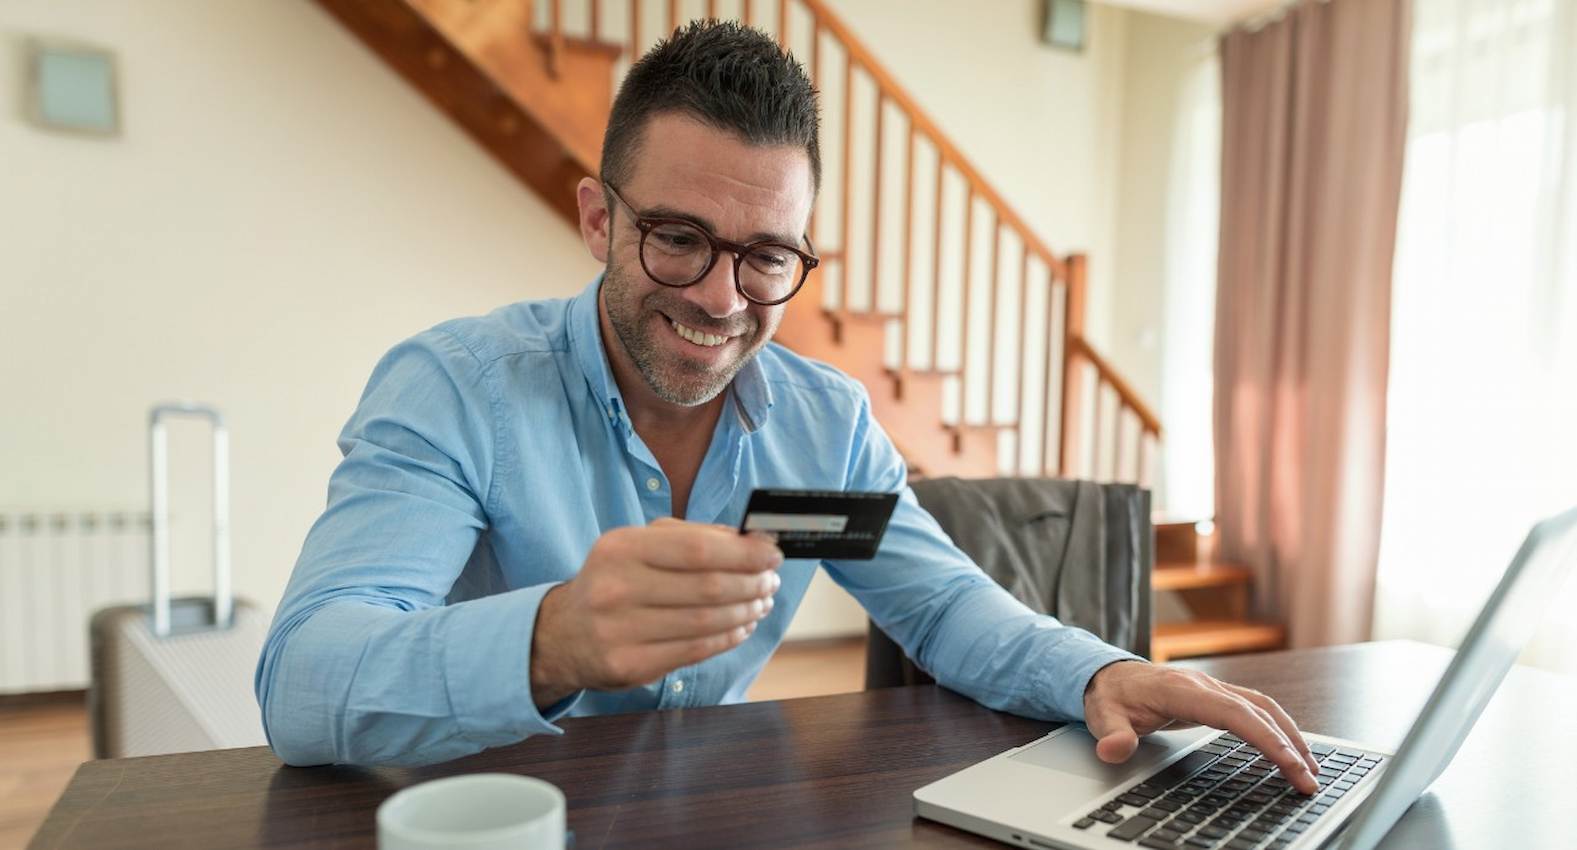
[604,183,819,306]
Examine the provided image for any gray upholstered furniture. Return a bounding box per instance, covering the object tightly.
[864,476,1153,689]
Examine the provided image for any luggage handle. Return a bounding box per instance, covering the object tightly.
[148,402,232,637]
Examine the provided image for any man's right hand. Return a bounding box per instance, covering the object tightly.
[529,517,783,706]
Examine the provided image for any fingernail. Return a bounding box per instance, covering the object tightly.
[762,595,775,612]
[771,572,782,591]
[763,547,784,569]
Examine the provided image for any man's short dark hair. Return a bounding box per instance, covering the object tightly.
[600,20,821,195]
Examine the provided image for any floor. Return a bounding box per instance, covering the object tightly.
[0,637,866,850]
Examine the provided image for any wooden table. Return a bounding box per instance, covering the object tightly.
[28,640,1577,849]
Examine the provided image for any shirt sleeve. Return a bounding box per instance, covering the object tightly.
[254,329,581,767]
[822,386,1142,722]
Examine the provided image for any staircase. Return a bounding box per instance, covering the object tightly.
[313,0,1282,659]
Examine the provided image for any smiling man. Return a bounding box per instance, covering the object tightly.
[255,21,1321,793]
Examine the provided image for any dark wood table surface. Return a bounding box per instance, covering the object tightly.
[27,640,1577,849]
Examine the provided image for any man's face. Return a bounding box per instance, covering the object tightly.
[594,113,814,407]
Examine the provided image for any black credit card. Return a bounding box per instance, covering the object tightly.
[738,489,900,560]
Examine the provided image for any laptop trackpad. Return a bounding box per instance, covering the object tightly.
[1010,726,1174,782]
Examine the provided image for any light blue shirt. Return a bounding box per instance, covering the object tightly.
[255,276,1139,766]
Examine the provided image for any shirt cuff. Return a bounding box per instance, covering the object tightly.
[1040,636,1146,721]
[441,581,585,746]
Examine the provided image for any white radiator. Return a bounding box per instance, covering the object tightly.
[0,511,150,694]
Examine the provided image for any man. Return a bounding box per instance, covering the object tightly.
[255,21,1320,794]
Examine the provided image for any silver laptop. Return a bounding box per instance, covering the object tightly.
[915,506,1577,850]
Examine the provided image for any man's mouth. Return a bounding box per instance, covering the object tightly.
[669,318,735,348]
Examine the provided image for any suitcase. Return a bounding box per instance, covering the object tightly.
[88,403,269,759]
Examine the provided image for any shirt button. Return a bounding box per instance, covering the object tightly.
[646,477,661,491]
[671,679,685,694]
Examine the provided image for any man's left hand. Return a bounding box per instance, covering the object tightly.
[1083,661,1322,795]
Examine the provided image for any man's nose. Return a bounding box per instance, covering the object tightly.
[686,252,750,320]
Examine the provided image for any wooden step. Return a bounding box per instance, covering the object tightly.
[1153,561,1255,592]
[1152,620,1285,663]
[1155,519,1216,564]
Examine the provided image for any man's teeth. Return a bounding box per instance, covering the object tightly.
[671,320,731,347]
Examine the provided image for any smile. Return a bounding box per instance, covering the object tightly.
[670,319,734,348]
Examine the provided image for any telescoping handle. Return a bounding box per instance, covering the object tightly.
[148,402,232,637]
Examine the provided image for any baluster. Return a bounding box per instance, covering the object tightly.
[1014,246,1031,474]
[1114,405,1127,483]
[1041,265,1060,476]
[743,0,753,25]
[840,54,855,311]
[708,0,718,19]
[590,0,600,41]
[984,215,999,424]
[1091,380,1104,482]
[1058,255,1088,477]
[669,0,680,34]
[870,93,885,316]
[929,151,945,371]
[630,0,641,57]
[548,0,564,78]
[899,122,916,373]
[959,188,974,421]
[779,0,790,49]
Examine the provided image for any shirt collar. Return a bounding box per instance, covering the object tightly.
[567,274,776,434]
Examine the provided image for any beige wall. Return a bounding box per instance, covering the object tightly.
[0,0,599,611]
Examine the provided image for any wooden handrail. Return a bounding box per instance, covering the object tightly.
[1069,335,1163,435]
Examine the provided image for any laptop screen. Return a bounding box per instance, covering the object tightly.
[1335,506,1577,850]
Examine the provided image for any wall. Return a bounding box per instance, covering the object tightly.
[1108,8,1221,519]
[0,0,599,613]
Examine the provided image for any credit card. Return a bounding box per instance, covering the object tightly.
[738,489,900,560]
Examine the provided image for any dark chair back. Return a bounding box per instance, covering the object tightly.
[865,477,1153,690]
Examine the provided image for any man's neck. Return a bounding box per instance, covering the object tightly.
[597,293,728,518]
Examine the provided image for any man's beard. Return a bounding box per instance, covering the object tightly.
[601,262,773,406]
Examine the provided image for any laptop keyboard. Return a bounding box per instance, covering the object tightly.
[1069,732,1387,849]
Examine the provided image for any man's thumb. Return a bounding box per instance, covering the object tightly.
[1087,708,1139,764]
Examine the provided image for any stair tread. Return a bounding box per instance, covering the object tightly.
[1153,562,1255,591]
[1153,620,1286,660]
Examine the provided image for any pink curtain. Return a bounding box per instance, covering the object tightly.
[1214,0,1410,647]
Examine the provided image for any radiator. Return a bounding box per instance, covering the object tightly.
[0,512,150,695]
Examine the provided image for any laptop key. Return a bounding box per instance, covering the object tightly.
[1073,817,1096,829]
[1095,810,1125,823]
[1141,807,1173,821]
[1225,841,1261,850]
[1139,838,1183,850]
[1185,837,1220,848]
[1108,815,1162,842]
[1153,798,1184,813]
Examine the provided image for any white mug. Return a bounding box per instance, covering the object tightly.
[376,773,567,850]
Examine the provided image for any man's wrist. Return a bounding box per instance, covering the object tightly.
[529,585,578,708]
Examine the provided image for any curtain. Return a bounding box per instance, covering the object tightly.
[1373,0,1577,675]
[1214,0,1412,648]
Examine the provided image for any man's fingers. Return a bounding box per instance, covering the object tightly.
[608,622,757,684]
[629,564,781,607]
[1193,687,1317,794]
[622,523,783,573]
[1085,704,1141,764]
[613,597,775,643]
[1223,683,1320,776]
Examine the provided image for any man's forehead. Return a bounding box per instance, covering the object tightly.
[624,113,813,236]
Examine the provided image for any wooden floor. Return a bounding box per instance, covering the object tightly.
[0,637,865,850]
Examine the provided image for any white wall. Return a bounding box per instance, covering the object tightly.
[0,0,599,611]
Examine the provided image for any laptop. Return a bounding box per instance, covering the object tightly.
[914,506,1577,850]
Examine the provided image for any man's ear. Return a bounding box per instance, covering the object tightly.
[576,177,611,263]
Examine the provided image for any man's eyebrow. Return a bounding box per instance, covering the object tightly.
[641,204,801,246]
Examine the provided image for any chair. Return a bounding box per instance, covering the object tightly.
[864,476,1153,689]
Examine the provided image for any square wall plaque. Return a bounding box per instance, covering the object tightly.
[27,38,120,136]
